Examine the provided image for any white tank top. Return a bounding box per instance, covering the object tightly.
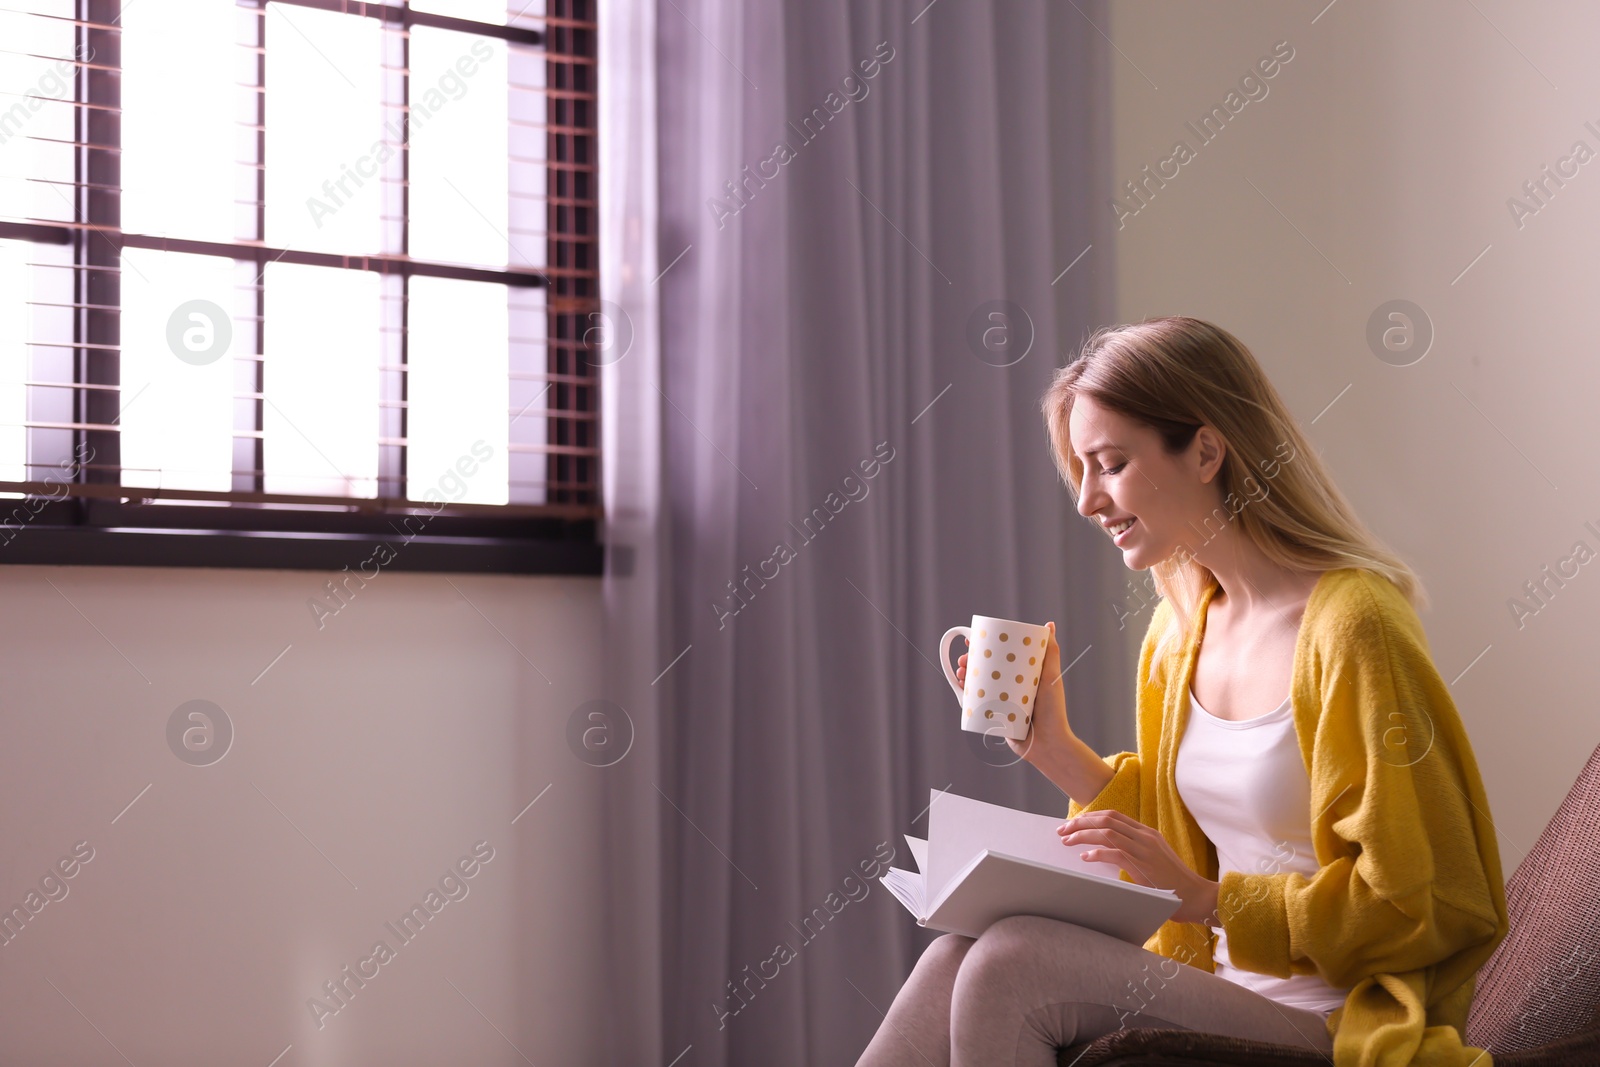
[1173,686,1352,1014]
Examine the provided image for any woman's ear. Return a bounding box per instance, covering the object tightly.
[1193,425,1227,485]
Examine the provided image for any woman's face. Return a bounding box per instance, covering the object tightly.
[1067,393,1222,570]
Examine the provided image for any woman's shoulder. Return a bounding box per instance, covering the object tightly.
[1302,566,1429,659]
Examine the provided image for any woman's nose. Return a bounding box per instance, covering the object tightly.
[1077,471,1104,518]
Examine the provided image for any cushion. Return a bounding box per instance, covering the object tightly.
[1465,744,1600,1052]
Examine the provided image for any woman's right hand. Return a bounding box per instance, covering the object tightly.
[1011,621,1076,766]
[958,621,1076,767]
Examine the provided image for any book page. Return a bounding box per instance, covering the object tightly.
[926,790,1130,901]
[880,866,925,918]
[903,834,928,874]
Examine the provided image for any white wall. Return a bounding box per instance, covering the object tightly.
[0,564,609,1066]
[1107,0,1600,863]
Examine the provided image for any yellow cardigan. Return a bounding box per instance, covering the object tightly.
[1067,567,1508,1066]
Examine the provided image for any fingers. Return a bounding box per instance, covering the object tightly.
[1040,620,1061,687]
[1059,810,1138,834]
[1065,829,1136,870]
[1058,814,1136,857]
[1058,814,1167,889]
[1059,813,1150,851]
[1061,828,1156,884]
[1081,849,1151,886]
[1061,809,1127,827]
[1059,823,1130,849]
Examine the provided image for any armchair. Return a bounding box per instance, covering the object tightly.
[1058,743,1600,1066]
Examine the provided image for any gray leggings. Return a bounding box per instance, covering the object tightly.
[855,916,1336,1067]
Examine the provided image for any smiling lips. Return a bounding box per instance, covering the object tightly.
[1104,517,1136,542]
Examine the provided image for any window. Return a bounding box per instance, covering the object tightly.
[0,0,600,573]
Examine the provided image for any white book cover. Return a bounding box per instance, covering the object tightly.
[881,789,1181,942]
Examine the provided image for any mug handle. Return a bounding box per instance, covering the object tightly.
[938,626,972,702]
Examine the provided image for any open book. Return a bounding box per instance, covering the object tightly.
[880,789,1182,942]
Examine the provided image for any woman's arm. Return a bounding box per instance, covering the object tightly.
[1034,732,1116,807]
[1034,607,1173,819]
[1012,621,1117,805]
[960,620,1124,807]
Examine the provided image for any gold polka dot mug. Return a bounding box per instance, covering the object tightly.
[938,615,1049,741]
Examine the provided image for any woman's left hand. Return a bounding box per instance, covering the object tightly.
[1058,810,1220,925]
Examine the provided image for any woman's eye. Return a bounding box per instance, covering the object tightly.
[1100,463,1125,476]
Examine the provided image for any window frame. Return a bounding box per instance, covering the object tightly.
[0,0,601,575]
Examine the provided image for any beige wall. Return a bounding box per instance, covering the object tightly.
[0,564,608,1065]
[1107,0,1600,865]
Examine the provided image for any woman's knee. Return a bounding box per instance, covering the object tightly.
[956,917,1102,998]
[969,915,1078,964]
[912,932,975,984]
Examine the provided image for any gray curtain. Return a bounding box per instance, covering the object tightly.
[632,1,1125,1062]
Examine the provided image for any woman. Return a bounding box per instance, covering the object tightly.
[856,318,1508,1067]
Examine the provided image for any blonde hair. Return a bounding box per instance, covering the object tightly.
[1041,316,1424,670]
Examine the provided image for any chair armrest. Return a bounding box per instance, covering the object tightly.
[1057,1028,1329,1067]
[1058,1023,1600,1067]
[1495,1025,1600,1067]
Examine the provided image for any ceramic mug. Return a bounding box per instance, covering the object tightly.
[938,615,1049,741]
